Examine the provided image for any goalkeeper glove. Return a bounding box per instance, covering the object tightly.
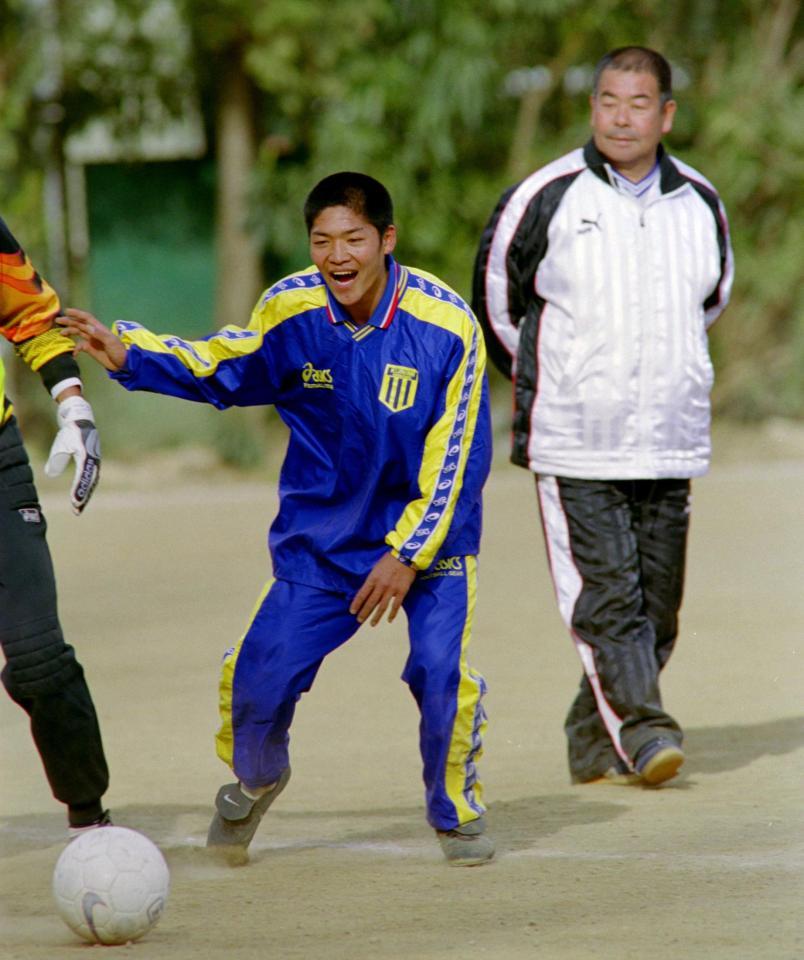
[44,395,101,515]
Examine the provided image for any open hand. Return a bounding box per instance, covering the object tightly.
[58,308,128,372]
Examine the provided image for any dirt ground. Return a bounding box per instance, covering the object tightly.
[1,424,802,960]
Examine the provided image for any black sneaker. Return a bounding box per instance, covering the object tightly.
[68,809,112,839]
[635,739,685,785]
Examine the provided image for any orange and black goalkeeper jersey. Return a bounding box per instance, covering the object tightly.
[0,216,80,425]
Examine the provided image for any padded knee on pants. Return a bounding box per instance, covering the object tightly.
[1,615,81,698]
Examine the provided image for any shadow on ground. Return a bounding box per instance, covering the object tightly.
[0,791,624,863]
[2,715,800,863]
[684,714,804,774]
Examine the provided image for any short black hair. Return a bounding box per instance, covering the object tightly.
[304,172,394,236]
[592,46,673,104]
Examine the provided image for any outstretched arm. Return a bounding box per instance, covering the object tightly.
[60,301,279,410]
[57,308,128,371]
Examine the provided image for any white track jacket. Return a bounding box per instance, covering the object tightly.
[473,141,733,480]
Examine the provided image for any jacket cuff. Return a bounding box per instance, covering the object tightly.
[390,547,417,569]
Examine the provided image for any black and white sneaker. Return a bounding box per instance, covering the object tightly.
[67,809,112,839]
[206,768,291,865]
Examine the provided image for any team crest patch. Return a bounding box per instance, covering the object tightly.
[379,364,419,412]
[18,507,41,523]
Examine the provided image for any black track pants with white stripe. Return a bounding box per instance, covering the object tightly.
[537,475,690,782]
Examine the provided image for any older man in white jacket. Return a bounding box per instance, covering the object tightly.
[473,46,733,787]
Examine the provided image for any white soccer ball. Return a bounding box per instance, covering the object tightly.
[52,826,170,945]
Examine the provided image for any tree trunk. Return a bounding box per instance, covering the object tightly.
[213,44,263,329]
[505,34,585,181]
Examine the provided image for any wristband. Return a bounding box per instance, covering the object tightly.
[50,377,83,400]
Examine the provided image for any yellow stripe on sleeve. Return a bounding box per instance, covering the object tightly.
[387,294,487,570]
[113,268,327,379]
[113,321,266,379]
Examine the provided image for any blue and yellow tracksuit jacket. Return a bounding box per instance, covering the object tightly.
[0,217,79,426]
[111,257,492,593]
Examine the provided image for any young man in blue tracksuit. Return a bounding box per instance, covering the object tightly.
[60,172,494,866]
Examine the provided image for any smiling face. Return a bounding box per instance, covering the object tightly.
[590,67,676,182]
[309,205,397,325]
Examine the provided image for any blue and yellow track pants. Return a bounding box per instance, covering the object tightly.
[215,556,487,831]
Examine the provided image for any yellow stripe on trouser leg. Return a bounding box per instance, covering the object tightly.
[214,579,273,768]
[443,556,487,824]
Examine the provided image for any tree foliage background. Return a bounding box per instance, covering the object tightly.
[1,0,802,459]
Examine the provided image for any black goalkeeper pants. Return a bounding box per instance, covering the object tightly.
[0,416,109,817]
[537,475,690,783]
